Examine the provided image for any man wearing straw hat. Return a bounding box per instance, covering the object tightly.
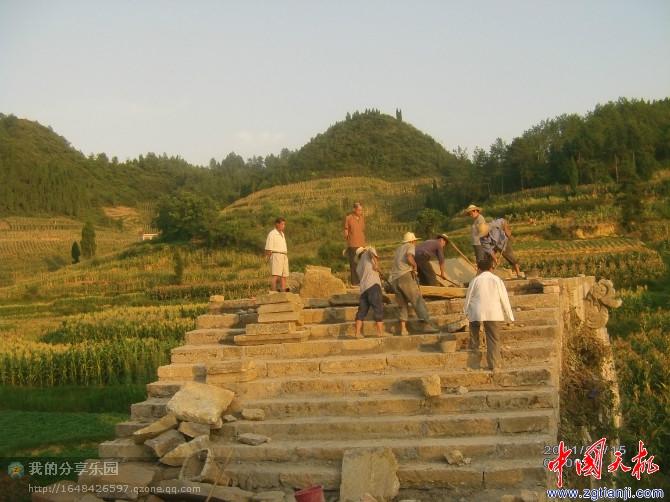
[415,233,450,285]
[351,246,385,338]
[389,232,440,336]
[465,204,487,263]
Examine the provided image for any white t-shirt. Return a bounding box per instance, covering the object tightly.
[464,271,515,322]
[265,228,287,253]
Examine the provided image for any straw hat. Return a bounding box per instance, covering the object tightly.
[355,246,379,258]
[401,232,420,243]
[464,204,482,214]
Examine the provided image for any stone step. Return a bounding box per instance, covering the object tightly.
[220,457,548,491]
[303,295,558,324]
[98,437,155,461]
[307,321,558,342]
[148,365,553,399]
[184,327,245,345]
[170,342,556,380]
[170,330,557,365]
[216,409,555,441]
[229,388,556,419]
[210,433,553,463]
[194,304,557,333]
[120,388,555,439]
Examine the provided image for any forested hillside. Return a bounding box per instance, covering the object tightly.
[428,98,670,215]
[2,99,669,220]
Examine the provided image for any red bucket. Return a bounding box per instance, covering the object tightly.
[294,485,325,502]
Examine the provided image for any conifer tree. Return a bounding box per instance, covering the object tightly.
[81,222,97,259]
[71,241,81,264]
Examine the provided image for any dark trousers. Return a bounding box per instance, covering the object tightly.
[346,247,360,285]
[469,320,502,370]
[356,284,384,322]
[500,240,520,267]
[416,254,438,286]
[473,245,486,264]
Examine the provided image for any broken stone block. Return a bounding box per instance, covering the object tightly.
[420,375,442,398]
[178,421,211,439]
[166,382,235,425]
[300,265,347,299]
[457,386,468,395]
[223,414,238,422]
[445,450,465,465]
[238,433,270,445]
[339,448,399,502]
[160,434,210,466]
[132,413,178,443]
[145,429,186,458]
[241,408,266,421]
[179,448,228,485]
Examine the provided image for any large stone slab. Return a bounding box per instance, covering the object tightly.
[340,448,400,502]
[197,313,240,329]
[79,461,161,500]
[257,302,303,314]
[329,293,360,306]
[166,382,235,425]
[160,434,210,466]
[157,363,206,381]
[256,292,303,305]
[145,429,186,458]
[300,265,346,299]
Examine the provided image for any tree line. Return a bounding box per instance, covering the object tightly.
[427,98,670,215]
[2,99,669,221]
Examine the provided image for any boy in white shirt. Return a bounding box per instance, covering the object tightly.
[463,253,514,371]
[265,217,289,292]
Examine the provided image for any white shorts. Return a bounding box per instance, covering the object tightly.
[270,253,289,277]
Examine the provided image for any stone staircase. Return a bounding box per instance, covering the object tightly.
[101,279,562,501]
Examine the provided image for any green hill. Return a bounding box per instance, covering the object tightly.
[285,109,465,181]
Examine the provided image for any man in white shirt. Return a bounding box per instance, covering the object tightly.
[463,253,515,371]
[265,217,289,292]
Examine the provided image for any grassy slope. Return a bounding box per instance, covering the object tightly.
[0,172,668,490]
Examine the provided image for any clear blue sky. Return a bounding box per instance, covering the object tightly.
[1,0,668,166]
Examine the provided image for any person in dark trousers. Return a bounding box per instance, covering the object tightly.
[343,202,366,286]
[415,233,449,285]
[465,204,487,264]
[352,246,385,338]
[463,253,514,371]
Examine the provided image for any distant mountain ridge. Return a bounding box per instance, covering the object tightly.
[0,110,460,218]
